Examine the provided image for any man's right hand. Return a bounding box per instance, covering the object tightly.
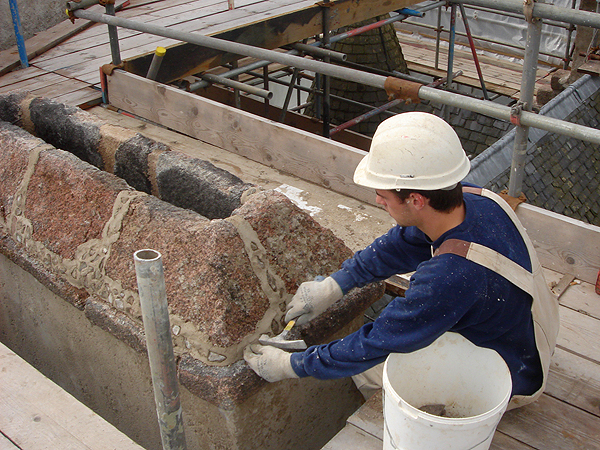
[285,276,343,326]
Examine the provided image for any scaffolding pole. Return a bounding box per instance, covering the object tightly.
[72,7,600,185]
[508,11,543,197]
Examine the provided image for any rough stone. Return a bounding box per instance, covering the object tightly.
[115,133,170,194]
[28,97,104,169]
[156,151,255,219]
[0,108,384,413]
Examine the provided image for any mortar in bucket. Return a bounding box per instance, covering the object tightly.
[382,332,512,450]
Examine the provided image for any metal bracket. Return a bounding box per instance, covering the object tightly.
[523,0,536,23]
[510,101,528,126]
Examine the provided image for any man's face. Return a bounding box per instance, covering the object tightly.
[375,189,417,226]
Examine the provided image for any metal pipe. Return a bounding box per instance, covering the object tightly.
[456,0,600,27]
[105,2,122,66]
[66,0,99,11]
[263,65,270,113]
[201,73,273,99]
[290,43,346,62]
[133,249,186,450]
[147,46,166,80]
[176,4,431,93]
[459,3,489,99]
[322,2,331,138]
[435,4,442,70]
[330,99,403,135]
[330,70,461,135]
[403,19,566,61]
[447,4,457,90]
[9,0,28,68]
[279,68,301,122]
[508,13,543,197]
[74,9,600,146]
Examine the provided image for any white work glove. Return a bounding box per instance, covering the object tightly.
[285,276,343,326]
[243,344,299,382]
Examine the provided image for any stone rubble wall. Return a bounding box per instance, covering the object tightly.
[0,91,384,409]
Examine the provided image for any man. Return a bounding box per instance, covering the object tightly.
[244,112,559,408]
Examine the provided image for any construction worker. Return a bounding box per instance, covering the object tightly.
[244,111,559,408]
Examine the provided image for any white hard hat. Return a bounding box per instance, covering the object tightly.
[353,112,471,191]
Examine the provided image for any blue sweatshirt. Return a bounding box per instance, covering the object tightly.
[290,188,543,397]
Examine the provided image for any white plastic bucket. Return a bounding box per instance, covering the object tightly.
[382,332,512,450]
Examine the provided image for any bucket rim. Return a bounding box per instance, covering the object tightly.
[382,333,512,424]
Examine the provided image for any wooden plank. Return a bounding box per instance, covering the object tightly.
[556,305,600,364]
[0,434,19,450]
[347,390,383,440]
[546,347,600,418]
[321,423,382,450]
[30,78,92,99]
[490,432,538,450]
[123,0,420,82]
[497,394,600,450]
[0,66,50,88]
[0,342,146,450]
[106,69,374,203]
[558,277,600,320]
[578,60,600,76]
[0,72,66,94]
[0,1,129,77]
[52,87,103,109]
[516,202,600,285]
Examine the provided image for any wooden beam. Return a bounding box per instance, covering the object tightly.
[516,203,600,284]
[106,69,374,202]
[123,0,419,82]
[199,84,372,151]
[0,342,146,450]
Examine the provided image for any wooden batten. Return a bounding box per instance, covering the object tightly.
[516,203,600,284]
[106,69,374,203]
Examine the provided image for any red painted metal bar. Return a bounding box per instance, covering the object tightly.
[329,71,463,136]
[458,3,489,100]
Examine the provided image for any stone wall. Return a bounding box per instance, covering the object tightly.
[0,91,384,450]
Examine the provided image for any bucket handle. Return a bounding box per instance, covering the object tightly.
[398,399,420,420]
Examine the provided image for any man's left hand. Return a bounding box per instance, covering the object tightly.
[243,344,300,382]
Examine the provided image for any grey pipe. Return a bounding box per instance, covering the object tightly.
[147,47,166,80]
[290,42,347,62]
[105,2,122,66]
[201,73,273,99]
[73,9,387,87]
[74,8,600,146]
[457,0,600,27]
[134,249,186,450]
[508,16,543,197]
[419,85,600,144]
[66,0,99,11]
[189,3,435,92]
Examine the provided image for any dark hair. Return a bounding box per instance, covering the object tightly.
[394,183,464,212]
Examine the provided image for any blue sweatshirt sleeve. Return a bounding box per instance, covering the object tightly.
[291,255,484,379]
[330,225,433,294]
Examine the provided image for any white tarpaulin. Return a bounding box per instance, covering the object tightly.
[399,0,580,65]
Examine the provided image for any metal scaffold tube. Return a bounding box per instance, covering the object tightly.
[134,249,186,450]
[457,0,600,27]
[508,13,543,197]
[72,7,600,147]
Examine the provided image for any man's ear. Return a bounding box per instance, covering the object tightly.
[411,193,428,210]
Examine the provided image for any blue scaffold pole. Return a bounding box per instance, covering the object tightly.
[9,0,29,68]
